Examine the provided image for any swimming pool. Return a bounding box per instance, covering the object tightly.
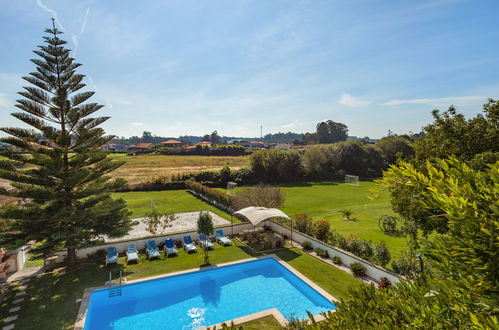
[83,257,336,329]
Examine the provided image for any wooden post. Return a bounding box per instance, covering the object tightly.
[231,215,233,237]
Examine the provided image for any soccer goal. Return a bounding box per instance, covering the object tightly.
[345,175,359,186]
[227,181,237,194]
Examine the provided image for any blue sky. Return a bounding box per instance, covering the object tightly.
[0,0,498,138]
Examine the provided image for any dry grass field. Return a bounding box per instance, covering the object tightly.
[108,154,250,185]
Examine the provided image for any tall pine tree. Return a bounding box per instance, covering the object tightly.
[0,20,132,269]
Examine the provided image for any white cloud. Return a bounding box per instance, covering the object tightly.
[130,122,144,126]
[381,95,486,107]
[0,93,10,107]
[36,0,65,30]
[72,2,92,57]
[281,120,299,128]
[338,93,372,108]
[210,121,222,126]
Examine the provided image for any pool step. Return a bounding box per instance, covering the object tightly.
[109,287,122,297]
[108,271,123,297]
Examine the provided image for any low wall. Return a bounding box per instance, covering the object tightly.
[72,222,254,259]
[268,221,401,284]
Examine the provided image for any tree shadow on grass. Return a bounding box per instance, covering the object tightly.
[271,248,301,262]
[10,262,112,329]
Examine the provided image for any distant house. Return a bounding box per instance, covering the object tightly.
[102,142,118,151]
[27,141,52,150]
[161,139,183,148]
[102,142,129,152]
[197,141,212,147]
[134,143,154,150]
[275,143,291,150]
[250,141,265,149]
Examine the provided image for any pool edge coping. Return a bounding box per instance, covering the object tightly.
[74,254,338,330]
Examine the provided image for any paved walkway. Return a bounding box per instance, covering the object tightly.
[105,211,230,242]
[6,266,44,283]
[1,278,30,330]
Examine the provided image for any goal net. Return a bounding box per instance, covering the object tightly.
[345,175,359,186]
[227,181,238,194]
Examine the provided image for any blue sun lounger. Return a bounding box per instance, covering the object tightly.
[164,238,178,257]
[199,234,214,250]
[126,243,139,264]
[106,246,118,266]
[216,229,232,246]
[183,235,197,253]
[146,240,160,260]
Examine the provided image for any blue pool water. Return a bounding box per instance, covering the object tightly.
[84,258,336,330]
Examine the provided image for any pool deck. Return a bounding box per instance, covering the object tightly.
[74,254,338,330]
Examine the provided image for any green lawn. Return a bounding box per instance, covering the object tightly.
[219,181,406,258]
[279,181,407,257]
[113,190,239,222]
[238,315,282,329]
[0,242,361,330]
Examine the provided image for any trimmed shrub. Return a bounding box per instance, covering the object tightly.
[185,180,234,210]
[350,262,367,277]
[374,241,391,267]
[359,240,374,260]
[314,247,329,258]
[301,241,313,251]
[332,256,342,265]
[294,213,314,236]
[314,219,330,241]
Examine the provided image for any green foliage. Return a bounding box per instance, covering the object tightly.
[309,158,499,328]
[339,208,354,220]
[302,140,386,180]
[349,262,366,277]
[291,215,392,268]
[332,256,341,265]
[414,100,498,164]
[220,164,231,184]
[232,184,285,210]
[197,211,214,264]
[377,100,498,241]
[155,144,247,156]
[390,250,420,277]
[376,135,414,164]
[143,202,175,235]
[373,241,391,267]
[294,213,315,236]
[313,219,330,241]
[316,120,348,144]
[314,247,329,258]
[0,23,132,267]
[185,180,234,210]
[301,145,337,180]
[250,149,303,183]
[301,240,313,251]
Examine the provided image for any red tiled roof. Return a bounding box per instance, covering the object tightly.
[161,139,182,144]
[135,143,154,149]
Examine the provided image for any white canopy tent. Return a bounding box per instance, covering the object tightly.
[233,206,290,226]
